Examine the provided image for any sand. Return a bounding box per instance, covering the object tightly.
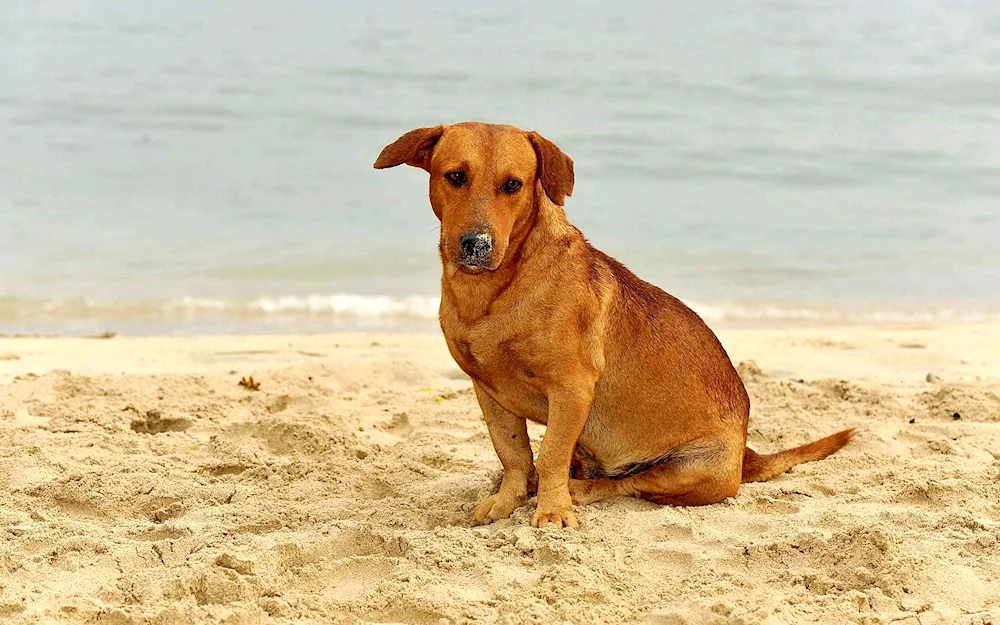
[1,324,999,624]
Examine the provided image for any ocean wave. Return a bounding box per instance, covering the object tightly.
[689,303,1000,325]
[0,294,442,321]
[163,294,441,318]
[1,293,999,329]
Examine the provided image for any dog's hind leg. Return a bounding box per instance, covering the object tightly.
[568,435,743,507]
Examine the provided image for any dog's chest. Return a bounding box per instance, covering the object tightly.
[441,316,549,422]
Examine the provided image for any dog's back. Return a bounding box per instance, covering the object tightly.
[575,244,751,474]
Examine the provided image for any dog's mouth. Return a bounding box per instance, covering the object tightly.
[456,258,495,274]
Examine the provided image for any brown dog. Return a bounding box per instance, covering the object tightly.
[374,122,853,529]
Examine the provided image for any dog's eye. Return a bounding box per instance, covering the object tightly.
[445,171,466,187]
[501,178,522,194]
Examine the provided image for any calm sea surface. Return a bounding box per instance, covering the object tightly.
[2,0,999,334]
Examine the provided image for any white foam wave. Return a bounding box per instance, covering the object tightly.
[688,302,1000,325]
[4,294,999,327]
[163,294,441,319]
[247,294,440,318]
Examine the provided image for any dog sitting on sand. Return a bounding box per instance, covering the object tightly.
[375,122,853,528]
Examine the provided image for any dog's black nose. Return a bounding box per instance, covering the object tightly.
[460,232,493,263]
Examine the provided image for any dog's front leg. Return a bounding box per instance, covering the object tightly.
[471,383,537,526]
[532,384,595,529]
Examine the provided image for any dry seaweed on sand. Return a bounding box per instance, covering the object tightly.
[238,375,261,391]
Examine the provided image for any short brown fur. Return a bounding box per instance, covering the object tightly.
[375,122,853,528]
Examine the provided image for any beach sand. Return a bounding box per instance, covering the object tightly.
[1,324,998,624]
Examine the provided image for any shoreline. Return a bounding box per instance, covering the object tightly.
[4,292,999,341]
[2,322,999,383]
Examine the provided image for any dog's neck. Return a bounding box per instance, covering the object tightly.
[440,191,575,322]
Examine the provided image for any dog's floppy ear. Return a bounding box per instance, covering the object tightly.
[527,131,574,206]
[373,125,446,171]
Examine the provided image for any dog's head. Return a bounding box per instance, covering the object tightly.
[374,122,573,273]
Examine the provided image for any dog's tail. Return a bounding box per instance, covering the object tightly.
[741,429,854,483]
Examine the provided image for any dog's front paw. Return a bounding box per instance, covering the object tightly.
[531,501,579,529]
[471,491,524,526]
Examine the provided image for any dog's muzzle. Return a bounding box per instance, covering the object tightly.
[459,232,493,268]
